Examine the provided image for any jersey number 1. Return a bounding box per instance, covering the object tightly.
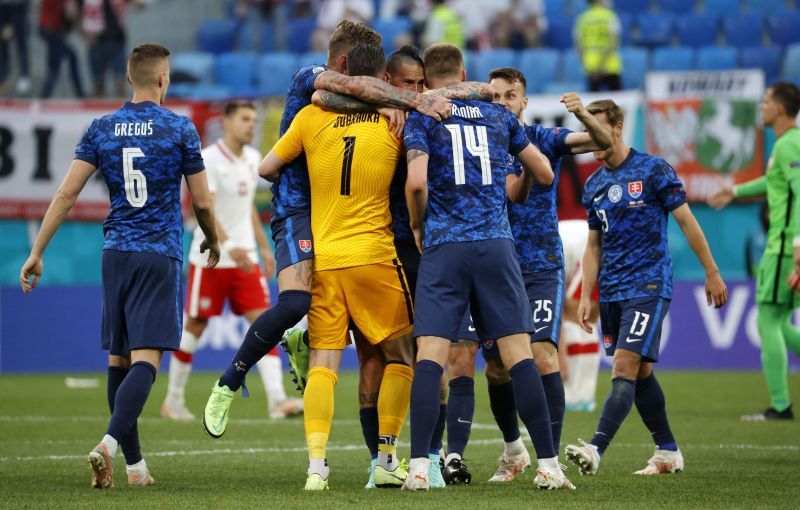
[446,125,492,185]
[340,136,355,196]
[123,147,147,207]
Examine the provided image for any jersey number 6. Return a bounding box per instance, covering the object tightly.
[123,147,147,207]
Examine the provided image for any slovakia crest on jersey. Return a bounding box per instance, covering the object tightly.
[299,240,312,253]
[628,181,643,199]
[603,335,613,349]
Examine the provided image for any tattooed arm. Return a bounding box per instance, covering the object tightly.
[425,81,495,102]
[311,89,375,112]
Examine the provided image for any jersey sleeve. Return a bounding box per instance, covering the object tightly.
[296,65,327,97]
[180,119,205,175]
[74,120,99,166]
[527,125,572,159]
[272,109,307,163]
[403,112,431,154]
[507,110,530,156]
[653,159,686,211]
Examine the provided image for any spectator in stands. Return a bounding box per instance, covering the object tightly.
[0,0,31,96]
[422,0,464,49]
[39,0,85,98]
[450,0,490,50]
[574,0,622,92]
[489,0,546,50]
[311,0,374,52]
[233,0,290,52]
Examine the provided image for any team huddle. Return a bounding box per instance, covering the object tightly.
[20,20,732,492]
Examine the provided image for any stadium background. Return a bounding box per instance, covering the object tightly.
[1,0,799,377]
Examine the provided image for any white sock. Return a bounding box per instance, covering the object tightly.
[538,456,559,472]
[308,457,329,479]
[409,457,430,475]
[378,451,398,471]
[126,458,147,473]
[445,452,461,465]
[101,434,118,458]
[505,437,525,456]
[166,356,192,404]
[256,354,287,406]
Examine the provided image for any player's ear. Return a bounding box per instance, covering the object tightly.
[339,54,347,74]
[383,71,390,83]
[522,95,529,111]
[460,68,466,82]
[125,71,133,86]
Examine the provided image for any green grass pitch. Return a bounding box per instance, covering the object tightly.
[0,370,798,509]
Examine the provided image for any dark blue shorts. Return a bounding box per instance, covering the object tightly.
[414,239,533,342]
[101,250,182,356]
[271,206,314,274]
[395,237,420,302]
[599,297,670,363]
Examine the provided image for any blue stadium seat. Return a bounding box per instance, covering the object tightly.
[617,12,634,46]
[544,16,574,50]
[702,0,742,15]
[740,45,782,83]
[197,19,239,54]
[215,52,257,94]
[259,22,275,53]
[170,52,216,84]
[658,0,696,13]
[286,17,316,53]
[257,52,298,96]
[723,12,764,48]
[560,49,586,84]
[676,13,718,47]
[295,51,327,69]
[781,43,800,83]
[745,0,788,14]
[467,49,515,82]
[632,13,675,47]
[614,0,651,14]
[696,45,738,70]
[767,13,800,47]
[517,49,560,93]
[651,46,694,70]
[620,46,649,89]
[568,0,587,15]
[544,0,568,16]
[542,81,587,94]
[372,17,413,55]
[236,21,274,53]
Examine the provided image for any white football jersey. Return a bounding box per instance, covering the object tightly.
[189,140,261,268]
[559,219,590,299]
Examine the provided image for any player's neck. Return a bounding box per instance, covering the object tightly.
[130,89,162,106]
[604,144,630,169]
[771,117,797,139]
[222,136,245,157]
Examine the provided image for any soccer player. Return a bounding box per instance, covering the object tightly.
[441,68,612,485]
[402,43,573,491]
[260,44,415,491]
[202,21,452,438]
[565,99,727,476]
[161,100,302,422]
[19,43,220,489]
[707,82,800,421]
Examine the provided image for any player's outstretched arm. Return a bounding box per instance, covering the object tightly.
[561,92,612,154]
[185,171,221,269]
[20,159,96,293]
[707,176,766,209]
[516,143,554,185]
[405,149,429,252]
[578,229,601,333]
[671,203,728,308]
[425,82,495,102]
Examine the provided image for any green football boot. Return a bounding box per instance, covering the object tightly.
[281,328,310,393]
[202,380,235,438]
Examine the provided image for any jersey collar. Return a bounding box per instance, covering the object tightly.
[123,101,158,111]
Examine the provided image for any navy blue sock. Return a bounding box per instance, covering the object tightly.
[359,407,379,459]
[509,359,556,459]
[446,376,474,457]
[107,366,142,465]
[106,362,156,449]
[541,371,566,452]
[488,380,520,443]
[219,290,311,391]
[635,373,677,451]
[591,377,636,456]
[410,360,443,459]
[429,403,446,455]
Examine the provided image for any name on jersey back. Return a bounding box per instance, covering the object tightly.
[333,112,381,128]
[114,121,154,137]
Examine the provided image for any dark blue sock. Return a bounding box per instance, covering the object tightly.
[488,380,520,443]
[359,407,379,459]
[429,403,446,455]
[541,371,566,452]
[219,290,311,391]
[107,366,142,465]
[509,359,556,459]
[106,362,156,450]
[635,373,677,451]
[410,360,443,459]
[591,377,636,456]
[446,377,474,457]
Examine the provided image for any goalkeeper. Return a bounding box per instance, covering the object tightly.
[708,82,800,421]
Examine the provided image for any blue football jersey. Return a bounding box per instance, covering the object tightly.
[403,100,529,249]
[273,64,327,217]
[74,101,204,261]
[508,124,572,272]
[389,154,413,241]
[581,149,686,302]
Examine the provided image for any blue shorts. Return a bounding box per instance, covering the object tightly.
[414,239,533,342]
[271,206,314,273]
[101,250,182,356]
[599,297,670,363]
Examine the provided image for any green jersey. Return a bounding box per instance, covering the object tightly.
[736,127,800,257]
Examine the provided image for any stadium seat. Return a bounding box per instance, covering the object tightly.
[620,46,649,89]
[658,0,696,13]
[676,13,718,48]
[613,0,651,14]
[259,22,275,53]
[544,0,568,16]
[651,46,694,71]
[197,19,239,54]
[632,13,675,47]
[517,49,559,93]
[295,51,327,69]
[740,45,782,83]
[215,52,257,94]
[257,52,298,96]
[745,0,788,14]
[544,16,574,50]
[781,43,800,83]
[723,12,764,48]
[170,52,215,84]
[696,45,738,70]
[371,17,413,55]
[560,49,586,84]
[702,0,742,15]
[236,21,274,53]
[286,17,316,53]
[467,49,515,82]
[568,0,588,15]
[767,13,800,47]
[617,12,634,46]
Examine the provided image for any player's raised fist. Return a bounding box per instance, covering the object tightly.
[561,92,586,116]
[200,239,221,269]
[20,256,43,294]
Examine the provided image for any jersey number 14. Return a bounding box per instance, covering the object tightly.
[446,125,492,185]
